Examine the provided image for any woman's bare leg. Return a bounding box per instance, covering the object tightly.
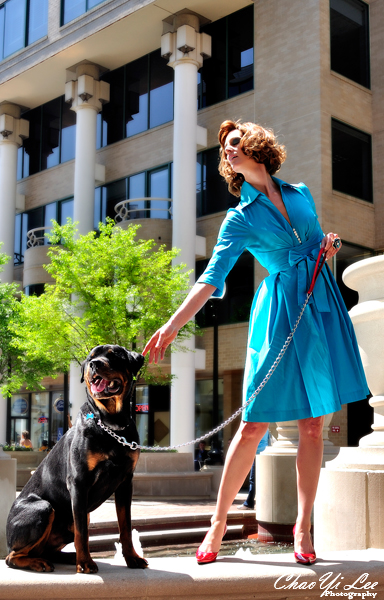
[295,416,324,554]
[198,421,269,553]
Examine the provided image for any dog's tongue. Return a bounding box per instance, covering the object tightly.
[91,378,108,394]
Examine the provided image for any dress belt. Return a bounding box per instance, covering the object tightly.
[268,238,330,312]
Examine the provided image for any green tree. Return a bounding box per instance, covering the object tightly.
[5,220,195,394]
[0,249,54,395]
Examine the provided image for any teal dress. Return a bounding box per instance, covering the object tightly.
[197,178,369,422]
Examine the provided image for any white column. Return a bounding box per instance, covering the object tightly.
[0,103,29,283]
[0,102,29,445]
[73,106,98,235]
[161,16,211,452]
[65,63,109,236]
[65,65,109,417]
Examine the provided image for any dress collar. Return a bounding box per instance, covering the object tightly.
[239,177,299,209]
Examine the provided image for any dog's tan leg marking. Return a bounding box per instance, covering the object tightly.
[5,509,56,572]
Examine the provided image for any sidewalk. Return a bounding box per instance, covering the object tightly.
[90,492,249,525]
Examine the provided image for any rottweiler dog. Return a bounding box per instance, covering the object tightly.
[5,344,148,574]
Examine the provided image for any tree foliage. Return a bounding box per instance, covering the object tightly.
[4,220,195,394]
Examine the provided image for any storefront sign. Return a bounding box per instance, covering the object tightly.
[11,397,29,416]
[54,397,65,413]
[136,404,149,413]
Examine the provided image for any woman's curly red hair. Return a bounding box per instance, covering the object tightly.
[218,120,287,197]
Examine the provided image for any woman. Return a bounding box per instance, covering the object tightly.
[143,120,369,565]
[20,430,33,449]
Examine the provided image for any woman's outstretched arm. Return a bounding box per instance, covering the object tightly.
[142,282,216,364]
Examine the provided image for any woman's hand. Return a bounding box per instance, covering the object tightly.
[321,232,342,260]
[142,282,216,364]
[142,322,179,364]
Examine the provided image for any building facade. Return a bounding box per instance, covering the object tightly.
[0,0,382,452]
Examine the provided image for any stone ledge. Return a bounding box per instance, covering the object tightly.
[1,549,383,600]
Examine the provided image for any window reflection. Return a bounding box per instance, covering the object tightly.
[61,101,76,163]
[28,0,48,44]
[0,0,47,61]
[197,148,234,217]
[128,172,146,220]
[330,0,370,88]
[102,67,125,146]
[42,98,61,170]
[332,119,372,202]
[196,251,254,326]
[149,168,171,219]
[125,56,148,138]
[3,0,26,58]
[199,5,254,108]
[62,0,86,24]
[149,51,173,129]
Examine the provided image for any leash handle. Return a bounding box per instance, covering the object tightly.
[307,247,327,295]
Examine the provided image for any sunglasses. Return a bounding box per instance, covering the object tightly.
[225,136,242,149]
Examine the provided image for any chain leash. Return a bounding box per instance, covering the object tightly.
[97,290,313,452]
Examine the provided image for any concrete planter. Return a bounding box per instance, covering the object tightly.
[343,255,384,446]
[4,450,46,488]
[0,448,16,558]
[315,255,384,551]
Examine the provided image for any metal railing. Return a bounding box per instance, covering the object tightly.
[114,198,172,223]
[26,227,52,248]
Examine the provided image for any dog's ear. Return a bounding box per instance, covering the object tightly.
[123,349,145,377]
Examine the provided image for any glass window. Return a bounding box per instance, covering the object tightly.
[14,213,22,263]
[44,202,57,243]
[0,0,47,62]
[41,98,60,170]
[101,67,125,147]
[51,392,65,444]
[199,18,226,108]
[149,167,171,219]
[199,5,254,109]
[31,391,50,449]
[3,0,26,58]
[105,179,126,221]
[61,100,76,163]
[22,106,41,177]
[228,9,254,98]
[62,0,86,25]
[196,250,254,326]
[330,0,370,88]
[195,379,223,444]
[149,50,173,129]
[125,56,148,138]
[332,119,372,202]
[197,148,234,217]
[28,0,48,44]
[59,198,74,224]
[135,386,149,445]
[127,172,146,220]
[0,7,5,61]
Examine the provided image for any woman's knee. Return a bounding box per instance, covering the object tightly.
[239,421,268,442]
[298,416,324,441]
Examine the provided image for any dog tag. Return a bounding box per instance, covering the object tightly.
[86,413,95,420]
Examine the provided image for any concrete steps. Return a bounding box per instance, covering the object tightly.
[89,509,257,550]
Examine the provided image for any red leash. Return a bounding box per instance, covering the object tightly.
[307,247,327,295]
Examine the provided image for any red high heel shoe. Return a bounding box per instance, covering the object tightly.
[196,524,227,565]
[293,525,316,565]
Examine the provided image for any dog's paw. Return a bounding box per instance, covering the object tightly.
[76,559,98,574]
[125,555,148,569]
[6,554,55,573]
